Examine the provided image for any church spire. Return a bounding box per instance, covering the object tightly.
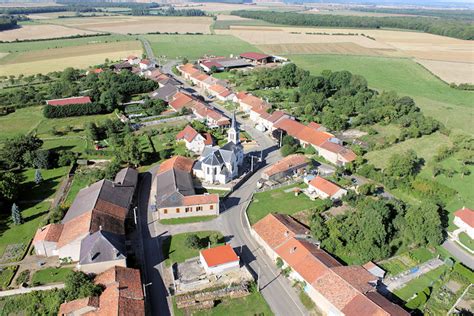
[227,111,239,144]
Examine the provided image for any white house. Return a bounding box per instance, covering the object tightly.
[32,223,63,257]
[307,176,347,200]
[127,55,140,65]
[139,59,153,71]
[200,244,240,275]
[454,207,474,239]
[193,113,244,184]
[176,125,213,154]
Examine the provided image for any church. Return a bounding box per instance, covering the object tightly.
[193,113,244,185]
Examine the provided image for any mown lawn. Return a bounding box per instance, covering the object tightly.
[247,184,326,225]
[162,231,224,267]
[0,266,17,290]
[394,265,448,301]
[0,107,44,140]
[31,267,73,285]
[290,54,474,135]
[458,232,474,252]
[160,215,217,225]
[193,292,273,316]
[145,34,261,61]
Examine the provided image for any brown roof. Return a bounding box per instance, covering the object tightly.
[312,270,359,310]
[309,176,343,197]
[181,194,219,206]
[240,52,271,60]
[58,297,99,315]
[342,294,389,316]
[454,207,474,227]
[274,119,333,147]
[331,266,377,293]
[169,92,194,111]
[33,223,63,243]
[252,213,309,249]
[201,244,239,267]
[57,211,92,248]
[176,125,199,142]
[320,141,357,162]
[265,110,288,123]
[203,132,213,145]
[158,156,194,174]
[366,292,410,316]
[263,154,307,178]
[180,63,200,76]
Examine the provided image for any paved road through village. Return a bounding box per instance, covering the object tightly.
[136,63,308,315]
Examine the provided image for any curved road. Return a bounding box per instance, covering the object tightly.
[136,62,307,315]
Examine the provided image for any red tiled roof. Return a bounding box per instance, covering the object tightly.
[182,194,219,206]
[203,132,213,145]
[58,297,99,315]
[320,141,357,162]
[308,122,322,130]
[140,59,151,65]
[46,96,92,106]
[201,60,223,69]
[158,156,194,174]
[240,52,271,60]
[176,125,199,143]
[331,266,377,293]
[33,223,63,243]
[201,244,239,267]
[342,294,389,316]
[263,154,307,178]
[265,110,288,124]
[309,176,343,197]
[180,63,200,75]
[274,119,333,147]
[274,118,304,138]
[169,92,193,111]
[252,213,309,249]
[57,211,92,248]
[454,207,474,227]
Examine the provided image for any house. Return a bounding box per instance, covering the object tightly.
[200,244,240,275]
[240,52,272,64]
[194,113,244,184]
[454,207,474,239]
[139,59,153,70]
[110,62,133,72]
[33,168,138,262]
[169,92,194,112]
[363,261,386,279]
[176,125,213,154]
[260,110,292,132]
[76,230,127,274]
[262,154,308,181]
[192,101,231,128]
[127,55,140,65]
[179,63,201,80]
[274,118,356,166]
[58,266,144,316]
[208,84,235,101]
[154,156,219,220]
[199,57,250,73]
[86,68,103,75]
[252,214,409,316]
[46,96,92,106]
[307,176,347,200]
[32,223,63,256]
[150,83,179,102]
[236,92,270,114]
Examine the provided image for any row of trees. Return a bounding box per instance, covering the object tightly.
[0,16,17,31]
[43,102,103,118]
[231,10,474,40]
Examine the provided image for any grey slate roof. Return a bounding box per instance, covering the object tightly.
[202,150,224,166]
[150,84,178,101]
[114,167,138,186]
[79,230,126,265]
[155,168,195,208]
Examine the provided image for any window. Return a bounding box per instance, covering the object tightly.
[196,206,203,212]
[163,209,168,214]
[185,207,192,213]
[210,205,214,210]
[176,208,180,213]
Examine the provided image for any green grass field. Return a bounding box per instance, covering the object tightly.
[458,232,474,252]
[159,215,217,225]
[394,265,448,301]
[31,267,72,285]
[0,266,17,290]
[247,184,325,225]
[0,107,44,140]
[144,34,261,61]
[290,55,474,135]
[162,231,224,267]
[193,292,273,316]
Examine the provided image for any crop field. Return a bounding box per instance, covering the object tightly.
[0,40,142,76]
[42,16,213,34]
[178,2,303,13]
[289,54,474,135]
[144,34,260,61]
[257,42,393,56]
[0,24,99,41]
[416,59,474,85]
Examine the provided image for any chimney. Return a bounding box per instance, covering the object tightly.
[290,246,297,254]
[284,230,289,237]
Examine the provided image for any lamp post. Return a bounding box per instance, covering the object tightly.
[142,282,152,298]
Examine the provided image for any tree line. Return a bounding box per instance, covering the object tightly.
[0,16,18,31]
[352,8,474,21]
[231,10,474,40]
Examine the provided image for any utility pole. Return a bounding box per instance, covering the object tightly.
[133,206,138,225]
[257,267,261,292]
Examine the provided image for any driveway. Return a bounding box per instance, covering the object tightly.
[443,239,474,270]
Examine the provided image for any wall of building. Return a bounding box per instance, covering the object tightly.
[33,241,57,257]
[57,235,87,261]
[77,258,127,275]
[200,254,240,275]
[454,217,474,238]
[158,202,219,220]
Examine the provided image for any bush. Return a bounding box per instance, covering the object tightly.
[15,269,30,286]
[184,234,201,249]
[276,257,284,269]
[43,103,104,118]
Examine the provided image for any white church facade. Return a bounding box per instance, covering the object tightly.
[193,113,244,184]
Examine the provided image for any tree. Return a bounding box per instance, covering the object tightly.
[0,134,43,168]
[11,203,22,225]
[311,213,328,241]
[385,150,420,180]
[404,203,443,247]
[210,233,220,245]
[64,271,102,302]
[85,122,101,141]
[34,169,43,184]
[0,172,22,202]
[185,234,201,249]
[120,135,145,167]
[182,57,189,65]
[280,144,296,157]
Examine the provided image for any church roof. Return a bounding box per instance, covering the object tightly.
[202,150,225,166]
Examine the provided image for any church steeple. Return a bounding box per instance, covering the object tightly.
[227,111,239,144]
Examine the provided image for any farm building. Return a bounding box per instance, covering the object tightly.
[307,176,347,200]
[176,125,213,154]
[153,156,219,220]
[32,223,63,257]
[453,207,474,239]
[240,52,272,64]
[252,213,409,316]
[262,154,309,181]
[58,266,144,315]
[200,244,240,275]
[46,96,92,106]
[363,261,386,279]
[199,57,251,73]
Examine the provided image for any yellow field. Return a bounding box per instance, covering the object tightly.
[43,16,213,34]
[0,41,142,76]
[0,24,98,41]
[218,24,474,83]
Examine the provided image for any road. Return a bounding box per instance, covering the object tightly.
[136,65,307,314]
[442,239,474,270]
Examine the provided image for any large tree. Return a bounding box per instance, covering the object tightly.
[0,135,43,168]
[404,203,444,247]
